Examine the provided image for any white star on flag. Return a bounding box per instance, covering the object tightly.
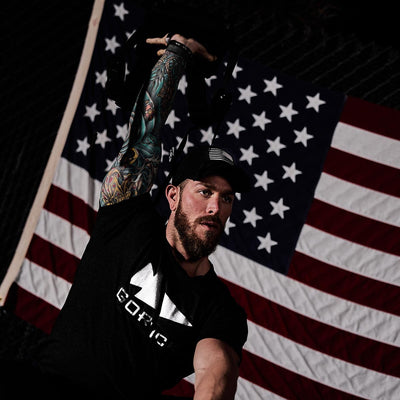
[84,103,100,122]
[294,127,313,147]
[243,207,262,228]
[178,75,187,94]
[116,124,128,140]
[95,70,107,88]
[95,129,111,149]
[113,3,129,21]
[205,75,217,87]
[266,136,286,156]
[177,136,194,151]
[279,102,298,121]
[238,85,257,104]
[240,145,259,165]
[257,232,277,253]
[254,170,274,191]
[200,127,214,144]
[306,93,326,111]
[105,158,115,171]
[224,218,236,235]
[264,76,283,96]
[106,99,119,115]
[125,29,136,39]
[282,162,302,182]
[270,198,290,219]
[76,137,90,156]
[252,111,271,131]
[166,110,180,129]
[232,64,243,79]
[105,36,120,53]
[226,118,245,139]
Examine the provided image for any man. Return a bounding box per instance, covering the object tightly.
[34,34,250,399]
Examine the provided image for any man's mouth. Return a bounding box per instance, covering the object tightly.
[201,221,218,230]
[198,217,222,232]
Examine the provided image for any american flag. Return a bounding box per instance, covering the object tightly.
[2,1,400,398]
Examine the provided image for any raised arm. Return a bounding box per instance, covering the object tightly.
[193,338,240,400]
[99,35,189,207]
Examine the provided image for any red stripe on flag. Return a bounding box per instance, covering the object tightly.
[7,285,60,335]
[339,96,400,141]
[26,234,79,283]
[306,199,400,255]
[44,184,97,234]
[162,379,195,398]
[222,278,400,377]
[289,251,400,317]
[240,350,365,400]
[323,147,400,197]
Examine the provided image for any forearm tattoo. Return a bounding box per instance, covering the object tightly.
[100,51,187,207]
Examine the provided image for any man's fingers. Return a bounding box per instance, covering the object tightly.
[146,34,169,46]
[146,34,217,62]
[145,38,163,45]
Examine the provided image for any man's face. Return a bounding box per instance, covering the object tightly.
[173,176,234,262]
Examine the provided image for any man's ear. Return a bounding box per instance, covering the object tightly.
[165,184,179,211]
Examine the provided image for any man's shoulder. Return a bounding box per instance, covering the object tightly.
[91,193,163,239]
[98,192,153,213]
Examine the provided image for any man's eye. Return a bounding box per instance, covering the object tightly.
[199,189,212,197]
[223,195,234,204]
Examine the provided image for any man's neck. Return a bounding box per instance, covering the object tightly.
[171,247,211,277]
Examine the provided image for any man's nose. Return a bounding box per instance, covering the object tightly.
[206,197,220,214]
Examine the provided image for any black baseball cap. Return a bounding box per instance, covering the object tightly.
[171,146,251,193]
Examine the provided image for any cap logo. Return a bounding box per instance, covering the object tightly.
[208,147,234,166]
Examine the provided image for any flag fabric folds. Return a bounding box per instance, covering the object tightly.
[2,1,400,399]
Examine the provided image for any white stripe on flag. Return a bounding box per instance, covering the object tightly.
[315,173,400,227]
[184,373,286,400]
[245,321,400,399]
[296,224,400,285]
[211,246,400,347]
[235,377,286,400]
[16,259,71,309]
[53,158,101,211]
[35,209,90,259]
[332,122,400,168]
[182,374,282,400]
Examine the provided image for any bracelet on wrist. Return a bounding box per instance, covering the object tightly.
[166,40,193,61]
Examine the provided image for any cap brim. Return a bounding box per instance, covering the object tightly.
[198,162,251,193]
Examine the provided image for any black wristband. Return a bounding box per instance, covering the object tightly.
[166,40,193,61]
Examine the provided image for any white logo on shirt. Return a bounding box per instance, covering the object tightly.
[130,263,192,327]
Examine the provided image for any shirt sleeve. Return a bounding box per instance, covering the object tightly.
[197,283,248,360]
[89,193,162,245]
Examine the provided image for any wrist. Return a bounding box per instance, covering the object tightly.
[166,39,193,61]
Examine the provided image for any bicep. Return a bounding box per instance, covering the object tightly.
[193,338,240,399]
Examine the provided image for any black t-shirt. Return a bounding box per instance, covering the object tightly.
[38,194,248,399]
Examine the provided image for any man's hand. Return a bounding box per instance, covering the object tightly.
[146,34,217,62]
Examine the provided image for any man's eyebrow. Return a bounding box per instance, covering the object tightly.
[196,181,234,196]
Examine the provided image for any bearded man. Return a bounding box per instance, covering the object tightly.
[22,34,250,400]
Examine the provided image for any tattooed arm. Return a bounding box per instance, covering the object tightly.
[99,36,189,207]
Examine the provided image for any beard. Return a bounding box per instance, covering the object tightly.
[174,199,224,262]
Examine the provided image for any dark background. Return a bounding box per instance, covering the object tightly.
[1,0,398,360]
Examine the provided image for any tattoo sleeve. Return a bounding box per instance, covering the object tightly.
[99,50,187,207]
